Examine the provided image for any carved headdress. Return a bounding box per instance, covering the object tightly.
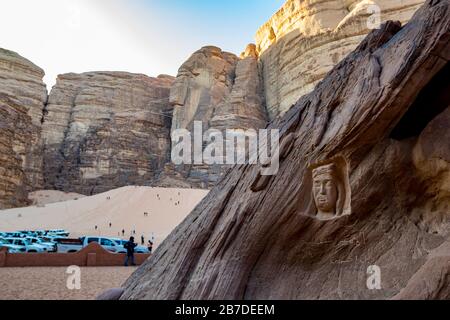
[312,163,337,179]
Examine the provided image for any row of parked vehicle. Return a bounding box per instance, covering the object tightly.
[0,230,150,254]
[0,229,68,253]
[56,236,150,254]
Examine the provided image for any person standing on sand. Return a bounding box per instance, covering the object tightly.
[122,229,125,236]
[141,235,145,245]
[124,237,137,266]
[147,240,154,254]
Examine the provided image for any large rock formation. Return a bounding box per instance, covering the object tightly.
[256,0,425,119]
[0,48,47,209]
[171,45,268,132]
[0,45,270,200]
[164,45,268,188]
[0,0,437,208]
[42,72,175,195]
[121,0,449,300]
[170,46,239,132]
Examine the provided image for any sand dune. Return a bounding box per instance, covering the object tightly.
[0,187,208,247]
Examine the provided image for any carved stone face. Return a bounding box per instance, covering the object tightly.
[313,169,338,215]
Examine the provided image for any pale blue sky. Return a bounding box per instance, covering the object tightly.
[0,0,284,88]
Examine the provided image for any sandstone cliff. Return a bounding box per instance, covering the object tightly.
[170,45,268,132]
[0,48,47,209]
[121,0,450,300]
[0,0,436,207]
[256,0,425,119]
[0,45,270,199]
[164,45,268,188]
[41,72,175,195]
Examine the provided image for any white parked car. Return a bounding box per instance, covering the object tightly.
[4,232,26,238]
[46,230,70,237]
[25,237,57,252]
[42,234,64,242]
[0,239,24,253]
[3,238,49,253]
[56,236,123,253]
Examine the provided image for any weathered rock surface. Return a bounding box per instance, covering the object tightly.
[96,288,125,301]
[121,0,450,300]
[165,45,268,188]
[42,72,175,195]
[210,44,268,131]
[0,0,442,209]
[257,0,425,119]
[170,46,239,132]
[171,45,267,133]
[0,48,47,209]
[1,45,269,199]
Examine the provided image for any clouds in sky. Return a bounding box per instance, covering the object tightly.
[0,0,283,88]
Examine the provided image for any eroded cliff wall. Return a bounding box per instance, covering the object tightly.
[256,0,425,119]
[163,45,268,188]
[41,72,175,195]
[121,1,450,299]
[0,0,431,207]
[0,49,47,209]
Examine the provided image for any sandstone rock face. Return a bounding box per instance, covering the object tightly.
[96,288,125,301]
[170,46,239,132]
[121,1,450,300]
[210,45,267,131]
[42,72,175,195]
[0,48,47,209]
[0,0,438,209]
[1,45,269,200]
[166,46,268,188]
[256,0,425,119]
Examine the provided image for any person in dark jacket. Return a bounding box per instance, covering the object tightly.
[124,237,137,266]
[147,240,154,254]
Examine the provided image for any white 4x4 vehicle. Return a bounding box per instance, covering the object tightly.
[46,230,70,238]
[0,239,24,253]
[25,237,57,252]
[57,237,124,253]
[4,238,49,253]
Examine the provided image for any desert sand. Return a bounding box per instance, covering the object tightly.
[0,187,208,247]
[0,267,136,300]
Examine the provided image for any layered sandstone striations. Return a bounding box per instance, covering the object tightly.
[122,0,450,300]
[170,46,239,132]
[0,48,47,209]
[171,45,267,132]
[42,72,175,195]
[0,0,434,205]
[256,0,425,119]
[164,46,268,188]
